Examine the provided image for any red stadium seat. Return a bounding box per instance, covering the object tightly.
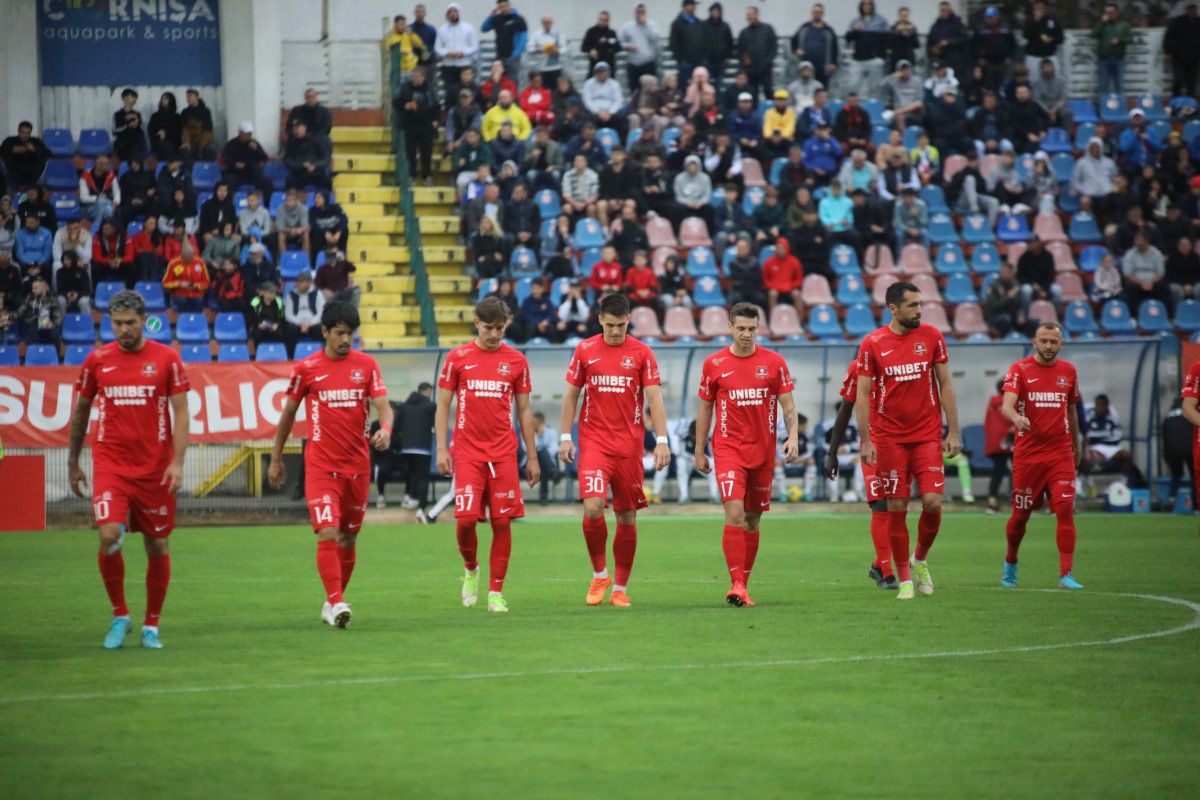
[898,243,933,275]
[740,158,767,188]
[754,305,772,337]
[768,304,804,338]
[1055,272,1087,303]
[651,246,675,275]
[679,216,713,248]
[921,301,952,334]
[910,273,943,303]
[1033,213,1068,243]
[698,306,729,338]
[863,243,898,277]
[630,306,664,337]
[663,306,699,338]
[1047,241,1077,273]
[871,274,903,305]
[1028,299,1059,324]
[646,216,678,249]
[1005,241,1027,264]
[800,274,835,306]
[952,302,988,336]
[942,155,967,181]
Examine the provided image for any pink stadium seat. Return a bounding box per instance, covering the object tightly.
[1047,241,1077,272]
[910,273,943,302]
[741,158,767,188]
[651,246,675,275]
[679,216,713,248]
[952,302,988,336]
[1033,213,1068,242]
[663,306,699,338]
[942,155,967,181]
[1028,299,1059,324]
[921,301,952,334]
[979,154,1001,179]
[1055,272,1087,303]
[698,306,729,338]
[898,243,933,275]
[800,274,835,306]
[1004,241,1026,265]
[646,216,678,248]
[630,306,664,337]
[863,243,898,276]
[768,304,804,338]
[872,274,903,305]
[754,305,772,337]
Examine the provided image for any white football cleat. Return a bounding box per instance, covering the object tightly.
[911,556,934,596]
[329,601,352,628]
[321,601,333,625]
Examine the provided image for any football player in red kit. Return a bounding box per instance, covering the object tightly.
[435,297,540,613]
[67,290,191,650]
[999,322,1085,590]
[559,292,671,607]
[693,303,800,607]
[269,301,393,629]
[856,281,962,601]
[1181,358,1200,509]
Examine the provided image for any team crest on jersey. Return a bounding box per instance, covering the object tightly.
[141,363,157,376]
[102,491,112,501]
[158,505,167,514]
[322,494,332,504]
[1057,376,1069,388]
[621,355,635,369]
[914,343,928,356]
[755,365,768,379]
[497,362,511,374]
[350,369,365,383]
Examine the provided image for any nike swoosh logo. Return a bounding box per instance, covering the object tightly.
[588,358,602,365]
[1060,494,1072,499]
[463,364,479,370]
[933,482,944,487]
[101,366,117,373]
[499,507,512,514]
[881,350,894,356]
[314,374,329,382]
[1026,378,1039,383]
[720,371,734,378]
[154,524,169,532]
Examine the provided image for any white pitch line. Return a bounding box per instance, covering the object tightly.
[1,591,1197,706]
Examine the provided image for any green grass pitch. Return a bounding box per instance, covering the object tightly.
[1,513,1197,799]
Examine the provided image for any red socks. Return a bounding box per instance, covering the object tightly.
[613,523,637,588]
[582,516,608,573]
[914,507,941,561]
[339,545,356,591]
[456,519,479,571]
[1055,509,1076,577]
[1005,510,1031,564]
[869,512,894,577]
[98,550,128,617]
[742,528,760,586]
[889,511,911,582]
[722,524,745,584]
[143,553,170,627]
[316,539,344,605]
[489,519,512,592]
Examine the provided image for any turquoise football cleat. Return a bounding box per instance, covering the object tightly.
[141,628,164,649]
[1001,562,1018,588]
[1059,574,1084,590]
[103,616,131,650]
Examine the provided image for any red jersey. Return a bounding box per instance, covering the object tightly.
[162,256,211,298]
[1183,361,1200,449]
[697,345,794,468]
[566,334,661,457]
[838,357,860,404]
[984,394,1013,455]
[589,260,623,292]
[286,348,387,475]
[1003,356,1079,463]
[437,341,532,463]
[857,324,948,445]
[75,341,190,480]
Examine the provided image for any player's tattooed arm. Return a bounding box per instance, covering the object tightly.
[693,398,714,474]
[268,398,301,489]
[515,393,540,486]
[854,376,875,466]
[824,400,856,479]
[933,362,961,457]
[778,392,800,463]
[644,384,671,471]
[558,384,582,464]
[434,387,455,475]
[67,396,93,498]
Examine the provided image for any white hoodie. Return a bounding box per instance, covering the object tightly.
[435,4,479,68]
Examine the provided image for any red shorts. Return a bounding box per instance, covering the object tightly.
[306,470,369,533]
[861,460,884,504]
[873,439,945,498]
[453,458,525,521]
[1011,457,1077,513]
[714,461,773,511]
[92,471,176,537]
[577,449,648,512]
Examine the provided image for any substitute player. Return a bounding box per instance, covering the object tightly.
[999,322,1085,590]
[856,281,961,601]
[268,301,393,629]
[1181,357,1200,510]
[559,292,671,607]
[693,303,799,607]
[435,297,540,613]
[66,290,190,650]
[824,353,899,590]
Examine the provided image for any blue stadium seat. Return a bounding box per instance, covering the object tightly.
[534,189,561,220]
[741,186,765,216]
[1137,300,1172,334]
[1135,93,1167,123]
[1057,186,1080,214]
[757,245,776,266]
[661,126,682,149]
[94,282,124,311]
[264,161,288,191]
[686,247,719,277]
[134,281,166,311]
[1098,94,1127,125]
[625,127,642,150]
[51,192,82,222]
[144,313,172,344]
[294,341,322,360]
[1073,121,1096,151]
[835,274,869,305]
[1068,212,1102,243]
[99,316,116,342]
[62,313,95,344]
[1184,119,1200,145]
[572,217,606,249]
[692,276,726,307]
[920,184,948,214]
[577,247,602,275]
[43,160,78,190]
[78,129,111,157]
[191,161,221,191]
[844,303,877,337]
[218,343,251,362]
[1013,153,1035,183]
[1177,300,1200,333]
[862,98,886,126]
[1050,153,1074,183]
[1148,120,1172,144]
[175,312,210,343]
[1003,330,1027,341]
[934,242,968,275]
[927,212,959,245]
[43,128,74,157]
[902,126,924,149]
[829,244,860,276]
[476,278,498,303]
[870,126,890,147]
[279,251,309,280]
[996,214,1030,243]
[180,344,211,363]
[510,246,539,274]
[526,336,550,346]
[214,312,248,343]
[514,277,535,305]
[268,191,286,216]
[1100,299,1136,335]
[595,127,620,155]
[24,345,60,366]
[943,273,977,304]
[1067,100,1098,125]
[64,344,92,366]
[0,346,17,367]
[233,190,250,212]
[970,242,1001,274]
[965,332,991,343]
[961,214,995,244]
[126,220,143,237]
[769,157,787,186]
[1063,301,1099,335]
[549,277,572,305]
[1078,245,1107,272]
[807,305,843,338]
[1041,127,1071,154]
[255,342,288,362]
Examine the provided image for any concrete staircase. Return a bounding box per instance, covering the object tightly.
[330,126,475,348]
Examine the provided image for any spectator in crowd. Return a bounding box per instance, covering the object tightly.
[0,195,15,254]
[481,60,518,108]
[557,280,591,337]
[315,246,359,306]
[130,215,167,281]
[198,182,237,245]
[481,0,528,84]
[640,152,682,224]
[118,158,158,223]
[926,86,971,156]
[1084,393,1135,479]
[156,157,195,208]
[238,191,272,240]
[490,120,525,170]
[410,4,438,63]
[924,60,961,102]
[790,206,830,280]
[884,59,925,130]
[471,214,508,279]
[670,0,706,88]
[589,243,624,293]
[1117,110,1162,178]
[1167,235,1200,308]
[531,412,564,504]
[287,88,333,150]
[249,280,287,350]
[970,90,1011,156]
[0,249,19,305]
[750,184,785,244]
[310,189,349,259]
[1093,2,1132,96]
[160,188,198,235]
[759,90,796,160]
[561,153,599,222]
[971,6,1016,88]
[673,154,714,231]
[598,150,641,228]
[52,218,92,275]
[762,237,802,314]
[926,2,971,80]
[162,241,209,312]
[283,121,331,190]
[1016,236,1060,306]
[736,6,777,100]
[787,61,823,114]
[797,87,834,141]
[147,92,182,161]
[242,243,280,293]
[850,187,889,255]
[466,182,505,239]
[276,189,311,257]
[1090,251,1123,303]
[983,378,1013,515]
[55,251,92,316]
[721,236,762,307]
[18,277,62,348]
[983,261,1026,337]
[519,71,555,126]
[1029,59,1070,131]
[875,147,917,205]
[446,88,483,157]
[283,270,324,344]
[582,62,626,137]
[387,15,430,81]
[1072,137,1119,212]
[79,155,120,224]
[619,4,660,92]
[1122,230,1170,313]
[1165,3,1200,99]
[701,3,735,88]
[892,186,928,251]
[220,122,273,198]
[623,249,661,314]
[482,89,532,141]
[453,127,492,195]
[582,10,622,78]
[947,150,1000,225]
[435,4,480,98]
[202,219,240,274]
[791,4,838,89]
[833,93,872,157]
[502,181,540,253]
[212,257,246,313]
[1022,0,1063,74]
[1162,398,1194,509]
[1,122,51,192]
[802,122,841,185]
[657,253,691,310]
[159,218,196,266]
[393,67,439,185]
[888,6,919,72]
[15,214,52,274]
[844,0,889,98]
[726,91,762,158]
[520,277,560,342]
[179,89,217,161]
[112,88,148,162]
[819,180,856,247]
[529,15,564,87]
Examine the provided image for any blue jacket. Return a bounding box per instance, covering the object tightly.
[1117,127,1162,169]
[726,108,761,143]
[481,8,528,58]
[520,295,557,328]
[15,227,53,266]
[802,136,841,175]
[798,104,835,140]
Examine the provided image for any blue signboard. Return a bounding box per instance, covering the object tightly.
[38,0,222,87]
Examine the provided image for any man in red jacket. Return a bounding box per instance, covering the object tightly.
[761,237,803,314]
[589,244,624,293]
[984,379,1014,515]
[622,249,660,315]
[162,242,211,313]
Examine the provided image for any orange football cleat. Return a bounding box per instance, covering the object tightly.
[586,575,612,606]
[726,582,750,607]
[609,589,632,607]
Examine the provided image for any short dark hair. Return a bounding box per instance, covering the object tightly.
[475,296,510,324]
[1036,321,1063,335]
[418,381,433,392]
[17,120,32,130]
[884,280,919,308]
[394,14,405,22]
[1095,393,1109,403]
[321,300,360,331]
[728,302,759,322]
[598,292,631,318]
[122,88,138,99]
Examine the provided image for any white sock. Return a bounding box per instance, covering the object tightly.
[614,584,626,593]
[488,590,502,598]
[141,625,157,633]
[593,569,608,579]
[803,465,817,499]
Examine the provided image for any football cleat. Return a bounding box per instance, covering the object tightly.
[329,601,352,628]
[911,557,934,596]
[896,580,915,600]
[586,575,612,606]
[1001,562,1019,588]
[103,616,131,650]
[321,601,333,624]
[881,574,898,590]
[461,568,480,607]
[141,628,164,649]
[1059,573,1084,590]
[725,582,748,607]
[868,564,887,588]
[487,594,509,613]
[609,589,631,607]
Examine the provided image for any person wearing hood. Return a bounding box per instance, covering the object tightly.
[792,4,839,89]
[844,0,889,98]
[1071,137,1119,210]
[762,237,803,314]
[736,6,778,101]
[619,4,661,92]
[926,1,971,80]
[701,3,735,89]
[480,0,528,87]
[581,62,626,137]
[435,4,480,98]
[582,10,622,77]
[1030,58,1070,129]
[673,154,715,231]
[787,61,823,112]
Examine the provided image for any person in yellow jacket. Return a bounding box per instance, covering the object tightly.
[480,90,532,141]
[385,14,428,73]
[762,89,797,158]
